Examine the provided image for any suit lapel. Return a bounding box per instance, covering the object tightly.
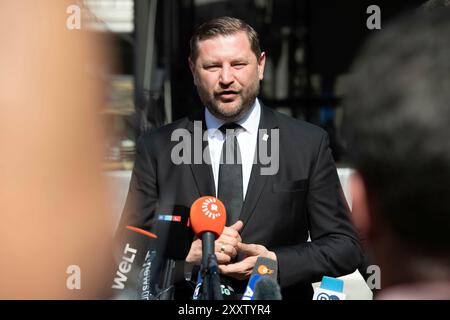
[240,104,279,228]
[186,111,216,197]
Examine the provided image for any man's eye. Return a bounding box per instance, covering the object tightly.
[205,65,220,70]
[233,63,247,69]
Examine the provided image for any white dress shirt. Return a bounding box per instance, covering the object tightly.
[204,99,261,199]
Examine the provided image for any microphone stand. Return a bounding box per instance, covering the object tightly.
[158,259,176,300]
[201,233,223,300]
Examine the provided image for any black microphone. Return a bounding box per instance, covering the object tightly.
[219,276,238,300]
[137,248,164,300]
[112,205,193,300]
[254,277,282,300]
[242,256,279,300]
[192,267,238,300]
[146,206,193,300]
[150,205,193,260]
[111,226,159,299]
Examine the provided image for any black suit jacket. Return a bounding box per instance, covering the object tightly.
[116,103,362,300]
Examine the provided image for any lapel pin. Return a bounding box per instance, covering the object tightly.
[262,133,269,141]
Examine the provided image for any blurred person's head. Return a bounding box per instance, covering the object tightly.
[342,8,450,290]
[422,0,450,11]
[188,16,266,122]
[0,1,114,298]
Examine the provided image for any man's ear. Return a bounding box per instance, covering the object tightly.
[188,57,195,73]
[350,172,372,240]
[188,57,197,86]
[258,52,266,80]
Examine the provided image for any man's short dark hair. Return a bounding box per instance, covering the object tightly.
[189,16,262,62]
[422,0,450,11]
[342,8,450,255]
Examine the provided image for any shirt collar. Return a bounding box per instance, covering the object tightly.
[204,98,261,136]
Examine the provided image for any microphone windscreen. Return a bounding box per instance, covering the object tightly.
[254,257,278,280]
[254,277,282,300]
[190,196,226,238]
[111,227,157,298]
[151,205,193,260]
[242,257,278,300]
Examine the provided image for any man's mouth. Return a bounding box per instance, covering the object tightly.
[216,90,239,100]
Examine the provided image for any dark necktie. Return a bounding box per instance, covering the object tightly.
[218,123,243,226]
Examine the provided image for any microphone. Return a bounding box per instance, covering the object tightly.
[190,196,227,300]
[313,276,346,300]
[151,205,193,260]
[192,271,203,300]
[144,205,193,300]
[190,196,226,270]
[254,277,282,300]
[137,248,164,300]
[111,226,159,299]
[112,205,193,300]
[192,268,238,300]
[219,277,238,300]
[242,256,279,300]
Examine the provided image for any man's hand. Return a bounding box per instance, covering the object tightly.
[185,220,243,264]
[218,242,277,280]
[215,220,243,263]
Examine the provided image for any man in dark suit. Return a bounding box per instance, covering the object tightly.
[117,16,362,300]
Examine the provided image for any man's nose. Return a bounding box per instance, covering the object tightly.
[219,66,234,86]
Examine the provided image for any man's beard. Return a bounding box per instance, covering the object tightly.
[197,80,260,122]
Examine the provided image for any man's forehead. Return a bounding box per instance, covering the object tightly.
[197,31,251,49]
[195,32,254,61]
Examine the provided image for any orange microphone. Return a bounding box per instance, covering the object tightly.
[190,196,227,300]
[190,196,226,238]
